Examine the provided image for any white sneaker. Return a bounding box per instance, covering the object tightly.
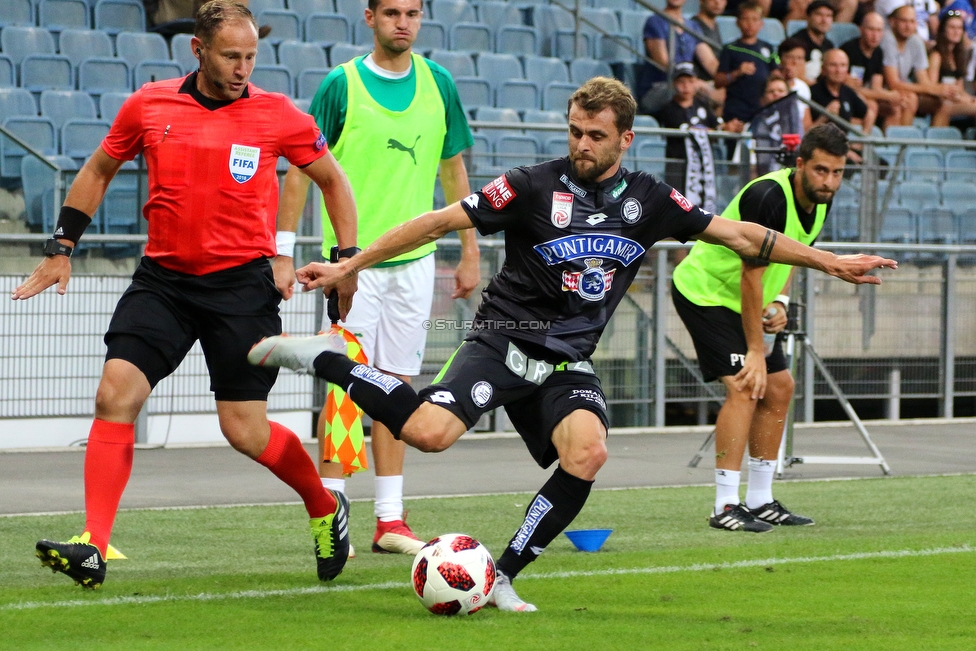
[489,571,537,612]
[247,333,346,374]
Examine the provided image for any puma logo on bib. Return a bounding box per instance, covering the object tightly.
[387,135,420,165]
[229,144,260,183]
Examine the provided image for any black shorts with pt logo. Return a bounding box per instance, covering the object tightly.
[104,256,282,401]
[671,283,788,383]
[418,335,610,468]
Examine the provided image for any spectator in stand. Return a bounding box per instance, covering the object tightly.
[939,0,976,41]
[724,0,792,23]
[876,0,940,47]
[927,11,976,121]
[882,4,958,126]
[790,0,836,82]
[810,49,878,144]
[841,11,918,128]
[637,0,720,114]
[779,37,814,130]
[689,0,728,108]
[716,2,779,155]
[656,63,721,191]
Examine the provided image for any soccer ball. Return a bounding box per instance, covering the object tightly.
[411,533,496,615]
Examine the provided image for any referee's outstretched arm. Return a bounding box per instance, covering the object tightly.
[697,215,898,284]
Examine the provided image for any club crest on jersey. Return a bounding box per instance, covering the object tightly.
[229,144,260,183]
[482,175,516,209]
[670,187,693,212]
[562,258,615,302]
[551,191,574,228]
[534,233,645,266]
[622,198,642,223]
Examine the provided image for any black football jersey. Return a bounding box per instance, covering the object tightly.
[460,157,713,361]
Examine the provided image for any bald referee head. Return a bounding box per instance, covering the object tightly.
[191,1,259,101]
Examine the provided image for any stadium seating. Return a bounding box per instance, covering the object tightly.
[524,55,569,88]
[879,207,917,245]
[0,56,15,87]
[0,87,39,118]
[40,90,97,130]
[717,16,741,43]
[569,58,613,83]
[20,54,74,92]
[257,38,276,66]
[335,0,367,23]
[250,65,293,95]
[38,0,92,34]
[1,116,58,179]
[522,108,565,144]
[542,81,576,111]
[757,20,784,46]
[635,139,666,178]
[94,0,147,36]
[20,154,78,229]
[450,22,492,54]
[918,207,957,245]
[939,181,970,214]
[1,27,56,67]
[59,29,114,70]
[170,33,199,73]
[827,22,860,45]
[495,24,538,56]
[116,32,170,71]
[496,79,539,110]
[278,41,329,81]
[470,106,521,145]
[78,57,131,96]
[329,43,369,66]
[289,0,335,21]
[903,148,943,183]
[475,52,523,87]
[786,20,807,37]
[98,91,131,123]
[453,77,491,110]
[305,13,351,46]
[134,60,183,88]
[415,20,447,50]
[257,10,302,44]
[494,134,539,169]
[0,0,35,29]
[429,50,476,78]
[60,118,110,162]
[296,67,332,99]
[944,150,976,182]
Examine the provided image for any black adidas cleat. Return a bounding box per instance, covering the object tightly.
[310,490,350,581]
[750,500,815,526]
[709,503,774,533]
[36,533,106,589]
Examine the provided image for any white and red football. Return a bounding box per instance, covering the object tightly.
[411,533,496,616]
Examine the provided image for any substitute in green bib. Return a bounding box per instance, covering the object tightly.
[672,124,849,533]
[275,0,479,556]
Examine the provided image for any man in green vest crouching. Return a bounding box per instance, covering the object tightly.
[672,124,849,533]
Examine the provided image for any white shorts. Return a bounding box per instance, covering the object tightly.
[322,254,435,376]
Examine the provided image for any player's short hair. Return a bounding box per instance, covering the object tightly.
[777,37,807,58]
[369,0,423,11]
[195,1,257,44]
[737,1,765,18]
[798,123,849,159]
[568,77,637,134]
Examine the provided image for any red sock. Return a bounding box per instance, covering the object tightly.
[83,419,135,556]
[257,422,337,518]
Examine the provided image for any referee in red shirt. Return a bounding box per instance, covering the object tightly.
[13,1,358,589]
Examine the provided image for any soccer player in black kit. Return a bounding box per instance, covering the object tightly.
[250,77,896,611]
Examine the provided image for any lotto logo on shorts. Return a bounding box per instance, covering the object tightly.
[482,175,516,210]
[670,187,693,212]
[229,144,260,183]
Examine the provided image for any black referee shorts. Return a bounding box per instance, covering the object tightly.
[418,336,610,469]
[671,283,788,383]
[104,256,282,401]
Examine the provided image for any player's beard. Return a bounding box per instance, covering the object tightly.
[800,168,836,205]
[570,141,622,183]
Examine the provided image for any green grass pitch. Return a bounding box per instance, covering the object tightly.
[2,475,974,650]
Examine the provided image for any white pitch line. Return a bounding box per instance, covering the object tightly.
[5,545,972,612]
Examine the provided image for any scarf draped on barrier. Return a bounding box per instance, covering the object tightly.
[683,126,717,214]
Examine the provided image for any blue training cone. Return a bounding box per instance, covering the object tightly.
[564,528,613,552]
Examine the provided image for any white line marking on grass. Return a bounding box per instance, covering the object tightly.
[5,545,972,612]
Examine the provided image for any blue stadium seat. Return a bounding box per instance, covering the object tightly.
[542,81,576,111]
[522,107,565,144]
[944,151,976,183]
[20,54,74,92]
[78,57,131,96]
[600,0,635,10]
[918,207,958,245]
[0,0,35,28]
[257,10,302,44]
[471,105,521,146]
[415,20,447,50]
[494,134,539,169]
[249,0,286,15]
[633,115,659,128]
[903,148,943,183]
[40,89,97,130]
[495,25,539,56]
[924,126,962,154]
[430,0,475,29]
[897,181,939,214]
[786,20,807,38]
[879,207,917,245]
[94,0,147,36]
[718,15,742,43]
[258,38,276,65]
[329,43,369,66]
[335,0,367,23]
[134,60,183,88]
[249,65,293,95]
[827,22,859,45]
[569,58,613,83]
[619,9,648,51]
[102,177,142,258]
[757,20,785,46]
[468,132,492,176]
[524,55,569,91]
[0,56,14,87]
[450,23,492,54]
[59,29,114,70]
[428,50,475,78]
[939,180,970,214]
[98,91,131,123]
[305,13,351,46]
[543,133,568,156]
[352,17,373,44]
[297,67,331,99]
[278,41,328,81]
[21,155,79,229]
[61,118,110,162]
[496,79,539,110]
[597,32,636,64]
[292,97,311,113]
[886,125,924,140]
[39,0,91,35]
[478,1,525,33]
[170,33,198,73]
[116,32,170,70]
[579,7,631,60]
[476,52,523,85]
[453,77,491,110]
[288,0,334,21]
[635,139,666,177]
[1,116,58,179]
[0,87,39,117]
[538,5,591,59]
[1,27,57,68]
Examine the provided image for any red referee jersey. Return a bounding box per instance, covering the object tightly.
[101,74,327,275]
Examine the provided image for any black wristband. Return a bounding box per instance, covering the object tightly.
[53,206,92,244]
[336,246,361,259]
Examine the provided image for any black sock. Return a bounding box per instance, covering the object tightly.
[496,465,593,579]
[312,352,422,438]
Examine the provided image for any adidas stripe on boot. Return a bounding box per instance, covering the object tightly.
[36,532,106,589]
